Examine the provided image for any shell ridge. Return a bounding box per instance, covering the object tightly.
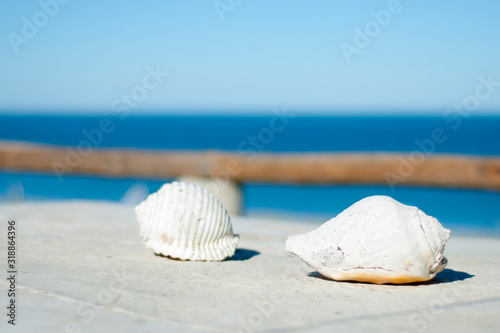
[198,184,210,260]
[206,192,218,260]
[136,181,238,261]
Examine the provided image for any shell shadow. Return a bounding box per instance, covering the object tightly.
[428,268,474,284]
[154,248,260,261]
[307,268,474,285]
[225,248,261,261]
[307,272,334,281]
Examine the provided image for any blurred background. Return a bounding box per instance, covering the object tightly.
[1,0,499,235]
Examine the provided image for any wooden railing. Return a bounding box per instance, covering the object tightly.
[1,140,499,190]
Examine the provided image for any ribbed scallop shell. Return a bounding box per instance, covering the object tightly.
[136,181,239,261]
[286,196,450,284]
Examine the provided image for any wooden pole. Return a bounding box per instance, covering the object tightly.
[1,140,499,190]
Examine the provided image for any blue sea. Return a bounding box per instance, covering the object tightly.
[0,114,499,154]
[1,114,499,236]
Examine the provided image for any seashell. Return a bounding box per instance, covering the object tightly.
[135,181,239,261]
[286,196,450,284]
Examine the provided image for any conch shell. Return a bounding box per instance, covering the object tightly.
[286,196,450,284]
[136,181,239,261]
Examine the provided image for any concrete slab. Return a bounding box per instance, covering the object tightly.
[0,201,499,333]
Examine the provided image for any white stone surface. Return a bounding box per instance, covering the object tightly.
[0,201,499,333]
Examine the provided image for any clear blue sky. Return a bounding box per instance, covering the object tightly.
[1,0,499,114]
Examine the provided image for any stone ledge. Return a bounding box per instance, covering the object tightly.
[0,201,499,332]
